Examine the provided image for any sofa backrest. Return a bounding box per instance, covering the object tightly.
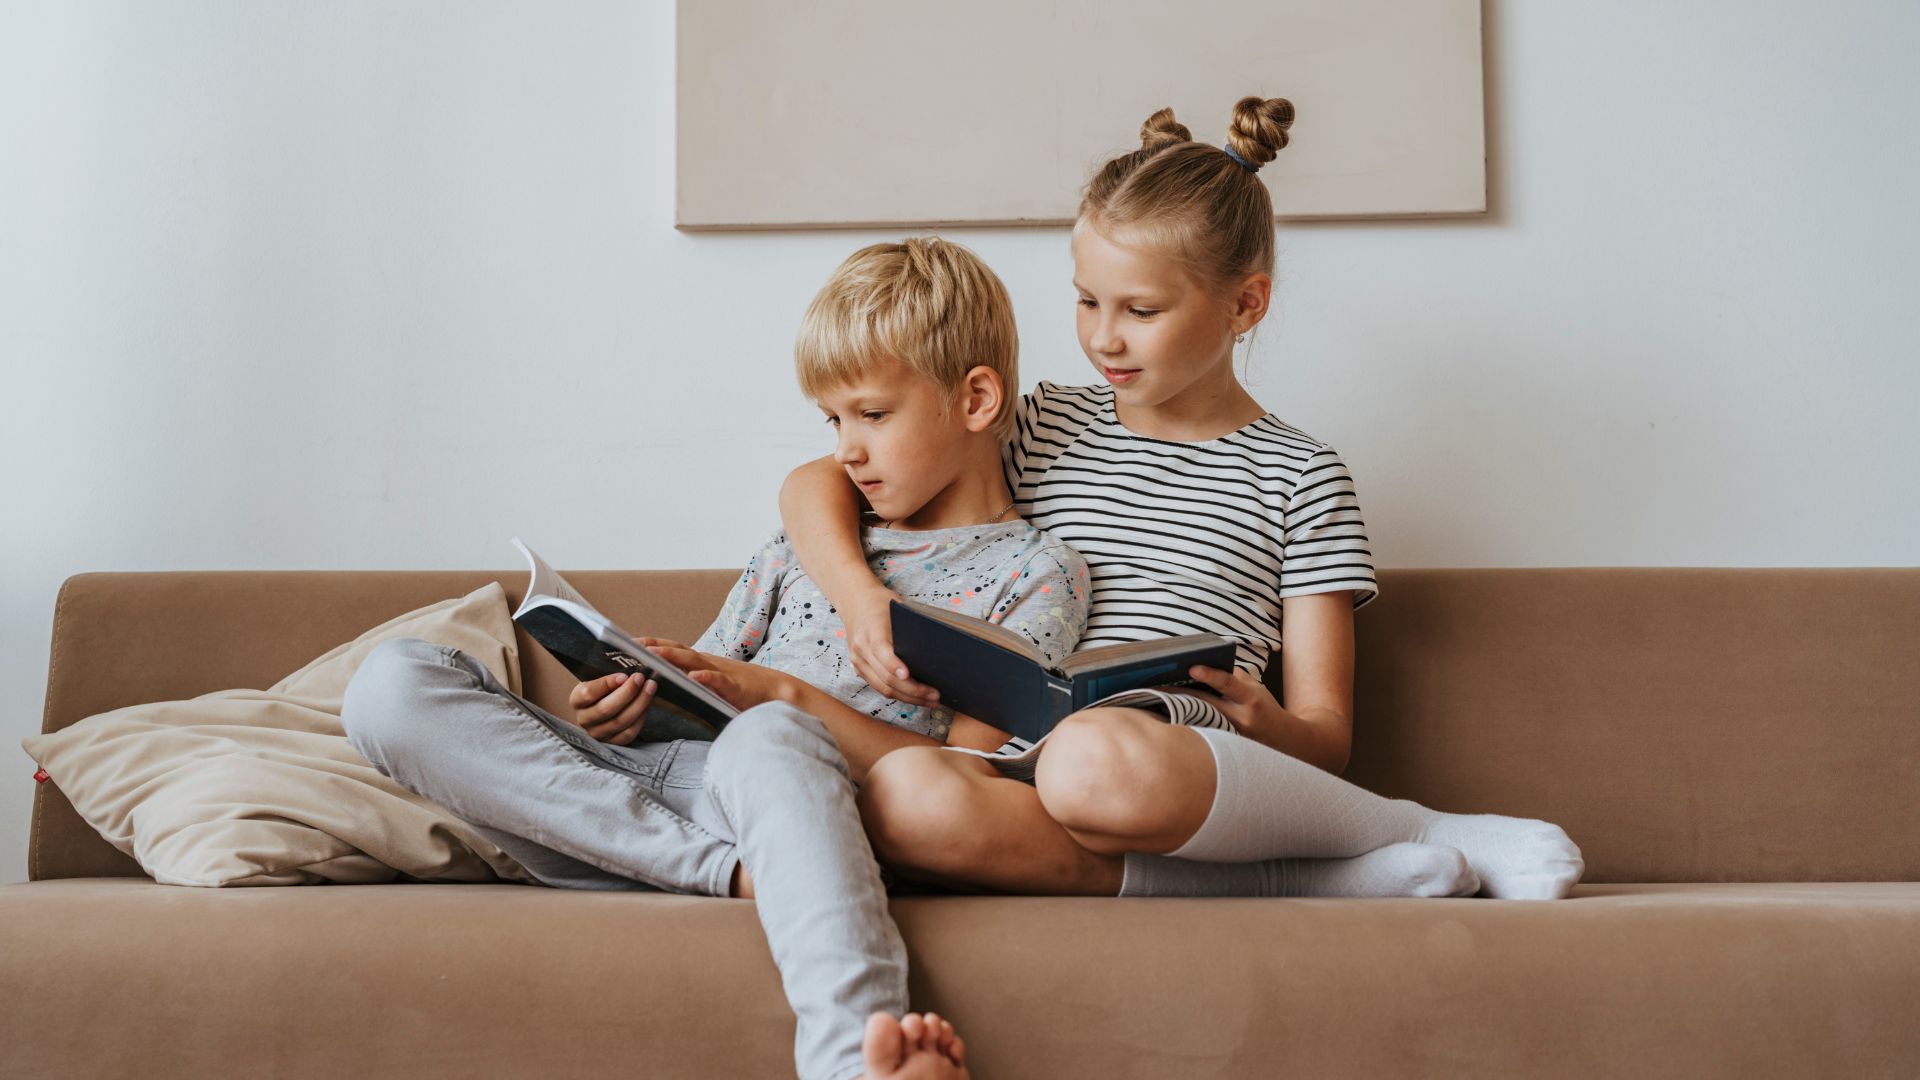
[31,568,1920,884]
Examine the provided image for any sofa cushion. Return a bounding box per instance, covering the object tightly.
[20,584,536,887]
[1,879,1914,1078]
[31,569,743,881]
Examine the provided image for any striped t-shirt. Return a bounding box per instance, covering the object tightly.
[1002,381,1379,681]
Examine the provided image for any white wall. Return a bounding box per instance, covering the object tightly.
[3,1,1916,883]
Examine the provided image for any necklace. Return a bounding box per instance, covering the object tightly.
[884,498,1017,531]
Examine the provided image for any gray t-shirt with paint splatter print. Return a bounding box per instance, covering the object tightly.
[692,519,1089,741]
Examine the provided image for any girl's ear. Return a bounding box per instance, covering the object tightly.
[1229,272,1274,335]
[958,365,1006,434]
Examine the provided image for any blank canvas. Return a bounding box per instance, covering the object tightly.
[677,0,1485,229]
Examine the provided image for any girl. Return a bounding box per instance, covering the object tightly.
[780,97,1585,903]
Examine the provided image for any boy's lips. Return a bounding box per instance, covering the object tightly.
[856,479,884,492]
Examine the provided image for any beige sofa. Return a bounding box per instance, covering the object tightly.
[5,567,1918,1078]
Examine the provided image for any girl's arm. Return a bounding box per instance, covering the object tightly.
[1183,591,1356,774]
[1273,591,1357,773]
[778,455,939,706]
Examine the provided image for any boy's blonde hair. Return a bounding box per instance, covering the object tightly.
[1077,97,1295,301]
[795,237,1019,441]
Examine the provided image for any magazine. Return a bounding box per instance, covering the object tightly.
[510,537,737,741]
[889,598,1237,745]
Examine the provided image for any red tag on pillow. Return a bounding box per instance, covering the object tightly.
[32,768,49,784]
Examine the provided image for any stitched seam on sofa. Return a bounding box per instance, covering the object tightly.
[422,644,729,844]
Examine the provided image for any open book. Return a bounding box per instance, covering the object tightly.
[510,538,737,742]
[889,598,1237,745]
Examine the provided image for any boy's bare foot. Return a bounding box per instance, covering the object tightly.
[860,1011,968,1079]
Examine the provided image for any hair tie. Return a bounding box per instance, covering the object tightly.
[1221,145,1259,173]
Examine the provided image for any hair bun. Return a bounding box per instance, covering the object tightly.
[1225,96,1295,169]
[1139,107,1192,151]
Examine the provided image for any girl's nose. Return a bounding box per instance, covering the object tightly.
[1090,317,1123,356]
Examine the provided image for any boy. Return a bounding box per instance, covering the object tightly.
[342,237,1088,1080]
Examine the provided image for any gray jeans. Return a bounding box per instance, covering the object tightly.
[341,637,905,1080]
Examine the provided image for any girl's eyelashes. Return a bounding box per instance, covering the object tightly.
[1077,297,1159,319]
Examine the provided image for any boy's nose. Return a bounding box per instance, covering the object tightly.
[833,436,864,466]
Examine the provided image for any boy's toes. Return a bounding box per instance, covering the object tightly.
[898,1012,928,1047]
[915,1012,946,1051]
[921,1013,951,1052]
[863,1012,906,1075]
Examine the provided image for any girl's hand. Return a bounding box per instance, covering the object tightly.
[1175,665,1293,749]
[843,584,940,708]
[569,671,657,745]
[644,643,801,713]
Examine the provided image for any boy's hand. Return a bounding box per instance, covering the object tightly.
[844,584,940,708]
[569,671,657,745]
[644,643,800,713]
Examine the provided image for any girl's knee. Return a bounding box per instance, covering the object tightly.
[858,748,984,869]
[1034,708,1192,840]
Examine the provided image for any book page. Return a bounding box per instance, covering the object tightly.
[512,536,603,621]
[1056,634,1232,679]
[510,537,739,725]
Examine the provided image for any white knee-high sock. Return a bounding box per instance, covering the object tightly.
[1119,843,1479,899]
[1170,728,1585,900]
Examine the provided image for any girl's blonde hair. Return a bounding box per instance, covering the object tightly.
[795,237,1019,441]
[1077,96,1296,301]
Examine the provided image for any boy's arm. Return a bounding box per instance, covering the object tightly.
[644,642,941,783]
[697,535,932,776]
[779,455,939,706]
[775,679,943,783]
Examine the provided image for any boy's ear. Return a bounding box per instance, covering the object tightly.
[958,365,1006,434]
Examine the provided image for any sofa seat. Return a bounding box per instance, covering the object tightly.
[5,878,1915,1078]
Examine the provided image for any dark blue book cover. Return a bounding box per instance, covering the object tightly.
[890,600,1237,745]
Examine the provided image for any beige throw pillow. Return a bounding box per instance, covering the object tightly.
[22,583,538,887]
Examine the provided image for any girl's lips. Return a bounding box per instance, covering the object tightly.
[1103,366,1142,384]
